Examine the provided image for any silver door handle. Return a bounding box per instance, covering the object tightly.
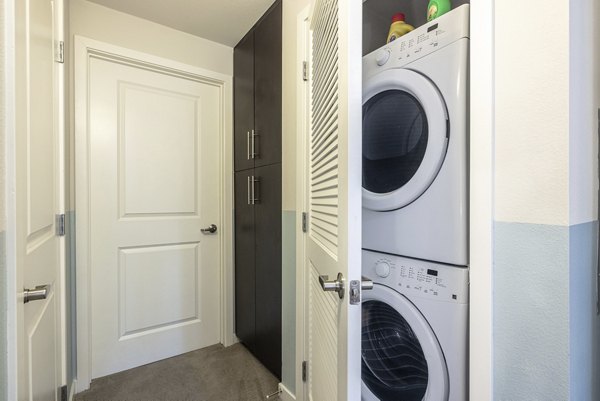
[24,284,50,303]
[319,273,344,299]
[201,224,217,234]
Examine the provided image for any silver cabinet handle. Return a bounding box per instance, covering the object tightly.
[24,284,50,303]
[251,129,258,159]
[252,176,260,204]
[247,175,251,205]
[361,276,374,290]
[247,176,260,205]
[201,224,217,234]
[319,273,344,299]
[247,131,251,160]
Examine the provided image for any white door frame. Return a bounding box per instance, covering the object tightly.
[73,36,235,392]
[294,6,310,401]
[294,1,495,400]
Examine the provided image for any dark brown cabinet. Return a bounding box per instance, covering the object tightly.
[234,0,282,380]
[234,2,282,171]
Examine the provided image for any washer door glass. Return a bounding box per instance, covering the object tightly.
[363,90,428,194]
[361,284,449,401]
[362,300,428,401]
[362,69,448,212]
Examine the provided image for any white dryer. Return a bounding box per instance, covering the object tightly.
[362,6,469,266]
[361,250,468,401]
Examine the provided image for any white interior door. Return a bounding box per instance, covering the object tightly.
[305,0,362,400]
[15,0,64,399]
[87,51,222,378]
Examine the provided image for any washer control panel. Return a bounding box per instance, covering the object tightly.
[363,249,469,304]
[363,5,469,76]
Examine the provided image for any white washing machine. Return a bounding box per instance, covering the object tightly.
[362,250,468,401]
[362,6,469,266]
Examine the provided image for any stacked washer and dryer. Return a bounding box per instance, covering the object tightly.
[361,5,470,401]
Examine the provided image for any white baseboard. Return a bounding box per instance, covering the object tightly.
[278,383,296,401]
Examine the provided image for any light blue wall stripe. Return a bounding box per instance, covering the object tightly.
[66,211,77,394]
[0,231,6,401]
[569,221,600,401]
[282,210,296,394]
[494,222,569,401]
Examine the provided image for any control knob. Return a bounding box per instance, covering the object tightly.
[375,261,391,278]
[375,49,390,66]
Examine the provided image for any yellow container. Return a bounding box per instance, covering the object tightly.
[386,13,415,43]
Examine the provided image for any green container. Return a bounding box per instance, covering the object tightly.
[427,0,451,21]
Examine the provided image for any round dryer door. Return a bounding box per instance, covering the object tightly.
[361,284,449,401]
[362,69,448,211]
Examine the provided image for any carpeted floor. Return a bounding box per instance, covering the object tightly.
[74,343,280,401]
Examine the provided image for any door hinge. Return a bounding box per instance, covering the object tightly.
[55,40,64,63]
[302,61,308,81]
[302,212,308,233]
[60,385,67,401]
[56,214,66,236]
[302,361,308,382]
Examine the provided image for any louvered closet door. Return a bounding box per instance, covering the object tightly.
[305,0,362,400]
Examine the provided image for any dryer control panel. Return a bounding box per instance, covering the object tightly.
[363,4,470,76]
[362,249,469,304]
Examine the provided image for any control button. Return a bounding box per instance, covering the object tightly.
[375,49,390,66]
[375,261,391,278]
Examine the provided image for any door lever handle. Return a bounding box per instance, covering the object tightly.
[201,224,217,234]
[319,273,344,299]
[24,284,50,303]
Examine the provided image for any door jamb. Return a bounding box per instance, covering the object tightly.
[294,6,310,401]
[4,0,18,398]
[73,36,235,392]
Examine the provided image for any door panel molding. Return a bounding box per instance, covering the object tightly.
[74,36,234,391]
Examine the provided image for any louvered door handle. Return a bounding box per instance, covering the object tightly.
[24,285,50,303]
[319,273,344,299]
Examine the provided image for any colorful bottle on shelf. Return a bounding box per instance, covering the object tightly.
[427,0,452,21]
[386,13,415,43]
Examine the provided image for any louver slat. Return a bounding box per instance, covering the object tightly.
[309,0,339,256]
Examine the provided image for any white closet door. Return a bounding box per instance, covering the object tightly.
[305,0,362,400]
[15,0,64,399]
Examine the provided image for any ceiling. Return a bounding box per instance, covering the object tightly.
[87,0,277,47]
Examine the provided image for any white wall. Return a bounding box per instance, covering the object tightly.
[282,0,309,211]
[570,0,599,225]
[492,0,600,399]
[70,0,232,75]
[494,0,569,226]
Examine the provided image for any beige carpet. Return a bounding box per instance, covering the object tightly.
[75,343,280,401]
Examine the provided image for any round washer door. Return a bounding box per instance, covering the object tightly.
[361,284,449,401]
[362,68,448,211]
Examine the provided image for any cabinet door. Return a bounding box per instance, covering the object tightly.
[254,2,282,168]
[234,34,255,172]
[253,163,282,378]
[234,169,256,350]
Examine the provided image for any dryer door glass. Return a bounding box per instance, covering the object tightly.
[362,90,428,194]
[362,300,428,401]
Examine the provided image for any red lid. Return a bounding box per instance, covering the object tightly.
[391,13,406,23]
